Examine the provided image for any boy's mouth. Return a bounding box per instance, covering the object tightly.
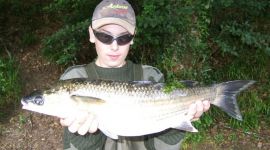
[108,54,120,60]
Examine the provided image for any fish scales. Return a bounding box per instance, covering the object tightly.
[141,87,217,121]
[21,79,255,139]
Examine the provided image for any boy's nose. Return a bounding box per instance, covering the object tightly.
[110,40,119,51]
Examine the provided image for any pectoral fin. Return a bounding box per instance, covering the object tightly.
[98,123,119,139]
[173,118,198,132]
[71,95,105,103]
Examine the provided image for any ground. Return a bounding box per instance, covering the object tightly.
[0,43,64,149]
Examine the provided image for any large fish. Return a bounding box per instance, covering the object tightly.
[21,79,255,139]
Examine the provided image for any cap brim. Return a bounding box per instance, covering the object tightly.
[92,18,135,34]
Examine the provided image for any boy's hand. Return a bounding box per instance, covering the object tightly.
[60,111,98,135]
[60,100,210,135]
[187,100,211,121]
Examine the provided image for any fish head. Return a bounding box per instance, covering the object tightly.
[21,90,45,106]
[21,89,73,118]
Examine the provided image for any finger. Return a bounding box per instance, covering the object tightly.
[60,116,75,126]
[60,118,66,126]
[68,111,88,133]
[194,101,204,118]
[88,118,98,133]
[77,114,95,135]
[187,103,200,121]
[68,121,81,133]
[202,100,211,112]
[187,103,196,120]
[76,111,88,123]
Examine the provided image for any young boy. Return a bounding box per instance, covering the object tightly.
[60,0,210,149]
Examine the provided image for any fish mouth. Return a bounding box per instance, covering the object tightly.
[21,90,45,106]
[21,98,28,106]
[21,96,44,113]
[21,98,31,111]
[21,97,34,109]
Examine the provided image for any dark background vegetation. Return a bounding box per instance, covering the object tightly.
[0,0,269,149]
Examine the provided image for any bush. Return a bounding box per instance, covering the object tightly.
[130,0,212,82]
[209,0,270,56]
[42,19,92,65]
[42,0,102,65]
[44,0,100,25]
[0,0,49,51]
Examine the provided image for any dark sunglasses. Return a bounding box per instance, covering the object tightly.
[93,30,134,46]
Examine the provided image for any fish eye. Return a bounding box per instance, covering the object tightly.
[34,96,44,105]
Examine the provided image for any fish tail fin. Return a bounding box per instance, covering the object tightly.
[212,80,255,121]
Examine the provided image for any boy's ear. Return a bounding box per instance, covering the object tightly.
[89,26,95,43]
[130,39,134,45]
[130,29,136,45]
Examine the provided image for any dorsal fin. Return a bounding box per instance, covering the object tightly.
[179,80,198,87]
[131,81,165,90]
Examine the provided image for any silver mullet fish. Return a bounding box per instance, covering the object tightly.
[21,79,255,139]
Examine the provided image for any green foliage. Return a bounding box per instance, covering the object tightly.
[18,114,27,125]
[163,81,186,93]
[0,56,21,107]
[159,39,212,83]
[228,133,237,141]
[21,32,38,47]
[184,132,205,144]
[230,89,270,129]
[183,45,270,146]
[194,113,214,130]
[0,0,47,50]
[41,0,102,65]
[214,133,224,143]
[44,0,100,25]
[130,0,213,85]
[210,0,270,56]
[132,0,212,65]
[42,19,92,65]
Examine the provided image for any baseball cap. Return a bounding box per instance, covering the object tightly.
[92,0,136,34]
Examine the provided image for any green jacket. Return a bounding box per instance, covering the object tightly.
[60,60,185,150]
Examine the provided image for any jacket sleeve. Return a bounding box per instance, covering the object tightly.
[59,65,88,80]
[142,65,164,82]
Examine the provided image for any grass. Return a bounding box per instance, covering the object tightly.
[0,55,21,122]
[179,49,270,148]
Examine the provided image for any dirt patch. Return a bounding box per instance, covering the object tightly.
[184,121,270,150]
[0,44,64,149]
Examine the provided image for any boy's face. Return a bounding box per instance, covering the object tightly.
[89,24,134,68]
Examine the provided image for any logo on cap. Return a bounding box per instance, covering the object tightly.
[103,3,128,15]
[107,3,128,9]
